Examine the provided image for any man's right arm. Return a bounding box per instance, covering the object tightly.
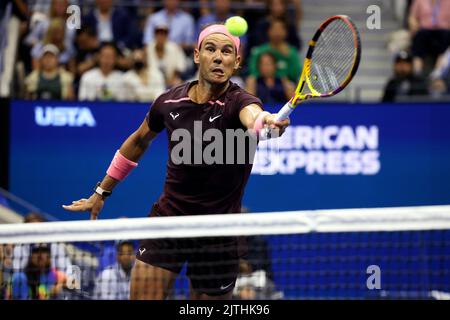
[62,119,158,220]
[98,118,158,190]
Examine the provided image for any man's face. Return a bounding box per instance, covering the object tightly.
[53,0,68,17]
[164,0,179,11]
[259,54,276,78]
[268,21,287,43]
[31,251,51,271]
[50,25,65,44]
[194,33,240,85]
[117,244,135,272]
[155,28,169,46]
[215,0,231,14]
[96,0,113,12]
[99,46,117,72]
[41,53,59,71]
[394,60,413,79]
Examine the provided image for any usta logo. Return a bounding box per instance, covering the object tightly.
[35,106,96,127]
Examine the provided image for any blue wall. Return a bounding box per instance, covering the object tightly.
[9,100,450,220]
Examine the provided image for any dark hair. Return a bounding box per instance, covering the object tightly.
[76,26,97,38]
[394,50,413,63]
[31,243,51,252]
[266,0,288,16]
[200,21,225,32]
[258,52,277,66]
[26,244,51,299]
[24,212,46,223]
[117,240,134,251]
[98,41,121,56]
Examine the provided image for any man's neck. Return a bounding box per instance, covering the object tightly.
[270,41,284,50]
[98,8,112,17]
[100,68,113,77]
[166,8,177,16]
[190,79,229,104]
[41,69,58,78]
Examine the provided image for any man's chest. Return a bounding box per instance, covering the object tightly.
[161,102,237,133]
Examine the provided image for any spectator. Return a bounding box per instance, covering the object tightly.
[247,0,301,58]
[429,47,450,97]
[25,44,74,100]
[246,52,294,104]
[408,0,450,75]
[233,260,282,300]
[1,243,14,299]
[143,0,196,54]
[30,17,76,72]
[74,26,100,83]
[248,18,302,83]
[82,0,140,50]
[93,241,135,300]
[196,0,233,35]
[24,0,76,52]
[382,50,428,102]
[28,0,79,16]
[123,48,166,102]
[78,42,126,101]
[9,244,65,300]
[147,23,187,88]
[0,0,28,98]
[0,244,4,299]
[12,212,72,274]
[196,0,248,58]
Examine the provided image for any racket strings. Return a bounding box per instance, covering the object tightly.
[309,19,358,94]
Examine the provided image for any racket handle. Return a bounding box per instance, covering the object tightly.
[274,101,295,121]
[259,102,294,140]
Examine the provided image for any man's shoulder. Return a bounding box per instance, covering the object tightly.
[228,81,256,97]
[98,265,118,279]
[123,69,136,78]
[287,46,300,57]
[156,82,190,102]
[81,68,101,80]
[251,43,271,56]
[176,9,194,21]
[226,82,263,107]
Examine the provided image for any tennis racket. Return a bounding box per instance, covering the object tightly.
[261,15,361,138]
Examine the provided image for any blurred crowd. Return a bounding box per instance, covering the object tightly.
[0,212,281,300]
[1,0,303,105]
[383,0,450,102]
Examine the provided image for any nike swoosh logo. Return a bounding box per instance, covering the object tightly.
[139,248,146,255]
[220,282,234,291]
[209,115,222,122]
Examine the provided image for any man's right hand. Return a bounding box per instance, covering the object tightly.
[62,193,105,220]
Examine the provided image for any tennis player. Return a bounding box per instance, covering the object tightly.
[63,24,290,300]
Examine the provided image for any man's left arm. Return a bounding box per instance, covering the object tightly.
[239,104,290,137]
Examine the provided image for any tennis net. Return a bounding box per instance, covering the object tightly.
[1,205,449,300]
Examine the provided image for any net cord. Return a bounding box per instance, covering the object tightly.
[1,205,450,244]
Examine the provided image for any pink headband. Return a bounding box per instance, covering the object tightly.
[197,24,241,52]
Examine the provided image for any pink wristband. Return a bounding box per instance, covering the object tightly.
[106,150,138,181]
[253,111,270,135]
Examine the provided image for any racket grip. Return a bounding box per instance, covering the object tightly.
[259,102,294,140]
[274,102,295,121]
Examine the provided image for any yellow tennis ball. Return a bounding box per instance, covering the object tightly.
[225,16,248,37]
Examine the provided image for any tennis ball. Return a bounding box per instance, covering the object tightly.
[225,16,248,37]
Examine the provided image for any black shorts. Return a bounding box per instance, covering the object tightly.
[136,204,247,296]
[412,29,450,59]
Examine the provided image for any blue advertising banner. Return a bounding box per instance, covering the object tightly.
[8,100,450,299]
[9,100,450,220]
